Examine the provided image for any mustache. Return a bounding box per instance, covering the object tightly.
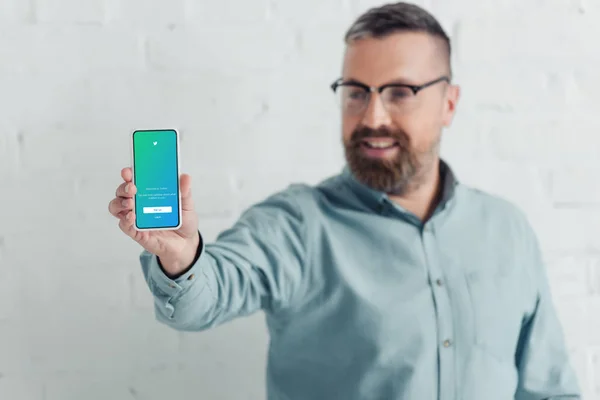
[349,126,410,146]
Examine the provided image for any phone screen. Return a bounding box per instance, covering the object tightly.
[132,129,180,230]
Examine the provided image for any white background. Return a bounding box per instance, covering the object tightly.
[0,0,599,398]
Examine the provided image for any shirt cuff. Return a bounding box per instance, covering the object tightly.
[148,233,205,298]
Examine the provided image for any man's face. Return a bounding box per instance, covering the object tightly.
[340,32,460,194]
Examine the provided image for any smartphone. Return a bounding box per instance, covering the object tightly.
[130,129,182,231]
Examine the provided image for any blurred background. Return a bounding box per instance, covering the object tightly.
[0,0,599,398]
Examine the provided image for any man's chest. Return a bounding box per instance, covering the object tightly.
[288,213,536,366]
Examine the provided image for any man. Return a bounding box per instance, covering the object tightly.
[108,2,581,399]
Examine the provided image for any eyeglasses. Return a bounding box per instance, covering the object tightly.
[330,76,450,115]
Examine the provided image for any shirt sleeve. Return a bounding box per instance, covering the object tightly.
[514,221,582,400]
[139,186,307,332]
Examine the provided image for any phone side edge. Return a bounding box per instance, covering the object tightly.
[130,130,142,231]
[176,128,183,230]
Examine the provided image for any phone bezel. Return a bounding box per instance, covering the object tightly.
[130,128,183,231]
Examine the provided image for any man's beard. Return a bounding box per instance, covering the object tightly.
[344,125,438,195]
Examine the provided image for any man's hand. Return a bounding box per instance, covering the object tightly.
[108,167,200,276]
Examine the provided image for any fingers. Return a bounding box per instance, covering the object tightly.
[118,210,138,239]
[108,196,134,218]
[180,174,195,211]
[108,168,136,218]
[121,167,132,182]
[115,181,136,198]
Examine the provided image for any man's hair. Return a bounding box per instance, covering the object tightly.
[344,2,452,78]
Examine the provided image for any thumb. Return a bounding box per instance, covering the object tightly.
[179,174,194,211]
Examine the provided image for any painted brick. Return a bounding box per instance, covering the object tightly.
[44,372,136,400]
[550,167,600,206]
[175,317,268,399]
[145,23,297,73]
[589,258,600,296]
[454,63,573,116]
[431,0,586,19]
[185,0,272,23]
[24,311,180,374]
[590,348,600,398]
[0,26,143,74]
[535,209,600,254]
[0,375,44,400]
[0,321,36,374]
[0,127,20,179]
[35,0,105,24]
[0,268,21,322]
[567,348,593,400]
[484,117,600,166]
[105,0,186,27]
[546,255,593,299]
[554,298,588,352]
[585,298,600,347]
[0,0,34,23]
[455,15,600,64]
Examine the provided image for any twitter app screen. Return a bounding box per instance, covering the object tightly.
[132,129,180,229]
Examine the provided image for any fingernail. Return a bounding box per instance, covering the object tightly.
[122,200,128,207]
[125,184,129,193]
[127,212,132,220]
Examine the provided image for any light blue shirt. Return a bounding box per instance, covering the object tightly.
[140,160,581,400]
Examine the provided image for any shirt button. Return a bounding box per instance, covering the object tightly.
[168,283,176,289]
[443,339,452,348]
[436,279,443,287]
[188,274,195,281]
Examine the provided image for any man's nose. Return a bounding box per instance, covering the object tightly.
[361,94,393,129]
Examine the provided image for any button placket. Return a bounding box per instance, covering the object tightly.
[420,221,456,398]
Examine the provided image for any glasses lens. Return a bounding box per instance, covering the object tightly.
[382,86,415,107]
[379,86,419,114]
[338,85,369,114]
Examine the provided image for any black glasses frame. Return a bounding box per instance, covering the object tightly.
[330,76,451,95]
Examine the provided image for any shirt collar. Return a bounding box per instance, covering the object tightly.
[341,158,458,213]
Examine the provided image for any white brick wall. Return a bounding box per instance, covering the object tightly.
[0,0,598,398]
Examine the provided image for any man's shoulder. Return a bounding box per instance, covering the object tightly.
[457,184,522,212]
[455,183,534,234]
[272,172,344,209]
[246,171,342,215]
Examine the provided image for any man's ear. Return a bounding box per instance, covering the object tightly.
[442,84,460,127]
